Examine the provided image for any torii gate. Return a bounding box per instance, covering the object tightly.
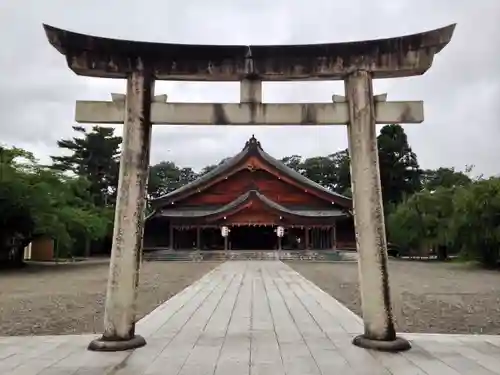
[43,23,455,353]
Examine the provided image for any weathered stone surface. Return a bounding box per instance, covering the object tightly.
[75,100,424,125]
[352,334,411,352]
[43,23,455,80]
[97,68,154,347]
[345,70,397,342]
[87,334,146,352]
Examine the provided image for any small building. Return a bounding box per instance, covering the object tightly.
[144,136,355,251]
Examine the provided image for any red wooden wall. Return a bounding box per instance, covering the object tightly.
[179,169,329,208]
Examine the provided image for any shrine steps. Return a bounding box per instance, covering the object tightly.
[142,249,357,262]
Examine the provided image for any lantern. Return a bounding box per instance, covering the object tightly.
[221,226,230,237]
[276,226,284,238]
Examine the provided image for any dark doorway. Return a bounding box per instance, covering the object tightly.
[230,226,277,250]
[282,227,306,250]
[200,228,224,250]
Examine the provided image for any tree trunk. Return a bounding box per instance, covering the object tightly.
[84,237,91,258]
[437,245,448,261]
[12,246,25,267]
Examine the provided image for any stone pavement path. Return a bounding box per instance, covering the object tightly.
[1,261,500,374]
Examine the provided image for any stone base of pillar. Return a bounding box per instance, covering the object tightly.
[88,335,146,352]
[352,334,411,352]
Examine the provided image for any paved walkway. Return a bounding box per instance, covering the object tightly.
[2,261,500,374]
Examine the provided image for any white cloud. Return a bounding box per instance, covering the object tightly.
[0,0,499,175]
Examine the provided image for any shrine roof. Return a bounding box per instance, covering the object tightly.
[151,135,352,208]
[43,24,455,80]
[153,190,347,220]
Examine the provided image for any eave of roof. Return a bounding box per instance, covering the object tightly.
[153,190,347,220]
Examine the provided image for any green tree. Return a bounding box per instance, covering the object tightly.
[387,187,455,259]
[281,155,303,172]
[422,167,472,190]
[179,167,198,185]
[51,126,122,207]
[377,124,422,207]
[328,149,351,195]
[148,161,181,198]
[449,178,500,268]
[148,162,199,199]
[0,146,37,265]
[1,146,112,266]
[281,150,350,195]
[300,156,337,190]
[26,170,111,257]
[388,177,500,268]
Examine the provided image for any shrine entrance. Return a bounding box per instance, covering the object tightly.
[43,23,455,353]
[229,225,276,250]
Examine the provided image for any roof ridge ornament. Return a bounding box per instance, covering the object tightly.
[243,134,262,150]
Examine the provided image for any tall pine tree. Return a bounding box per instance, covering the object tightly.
[51,126,122,207]
[377,124,422,207]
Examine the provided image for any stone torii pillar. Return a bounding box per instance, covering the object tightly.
[345,72,406,350]
[42,23,455,352]
[333,89,409,350]
[92,66,155,351]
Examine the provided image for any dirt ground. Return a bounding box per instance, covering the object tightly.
[0,260,220,336]
[288,260,500,335]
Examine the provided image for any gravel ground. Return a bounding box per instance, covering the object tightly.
[0,260,220,336]
[288,260,500,335]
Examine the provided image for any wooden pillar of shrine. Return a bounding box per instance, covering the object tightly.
[169,224,174,250]
[305,227,310,250]
[196,227,201,250]
[332,224,337,250]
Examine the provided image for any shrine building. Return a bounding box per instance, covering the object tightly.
[144,136,355,251]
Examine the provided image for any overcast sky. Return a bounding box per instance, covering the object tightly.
[1,0,499,176]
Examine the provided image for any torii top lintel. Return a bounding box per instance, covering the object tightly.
[43,23,455,81]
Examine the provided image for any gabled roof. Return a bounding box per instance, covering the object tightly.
[154,190,346,221]
[151,135,351,208]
